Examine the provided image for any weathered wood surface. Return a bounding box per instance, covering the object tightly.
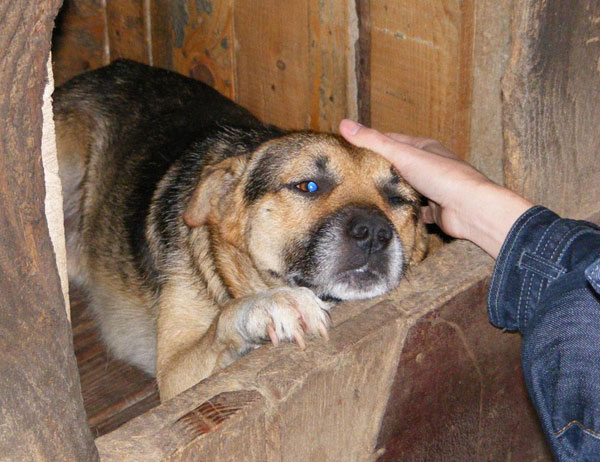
[368,0,474,159]
[71,290,160,437]
[52,0,108,86]
[92,241,550,461]
[106,0,150,63]
[0,1,98,460]
[234,0,354,131]
[503,0,600,218]
[468,0,514,185]
[376,279,551,461]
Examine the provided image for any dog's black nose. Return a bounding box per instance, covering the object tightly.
[347,213,393,254]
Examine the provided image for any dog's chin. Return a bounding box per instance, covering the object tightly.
[294,268,400,302]
[323,269,396,301]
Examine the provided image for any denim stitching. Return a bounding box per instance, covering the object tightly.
[551,226,590,262]
[555,420,600,441]
[538,216,564,257]
[490,208,547,324]
[517,271,532,330]
[523,271,536,329]
[519,252,565,280]
[556,229,600,263]
[536,278,548,311]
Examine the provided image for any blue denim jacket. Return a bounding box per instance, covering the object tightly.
[488,206,600,461]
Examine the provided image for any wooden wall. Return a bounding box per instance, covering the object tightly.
[52,0,474,157]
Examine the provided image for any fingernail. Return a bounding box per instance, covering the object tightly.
[343,119,362,136]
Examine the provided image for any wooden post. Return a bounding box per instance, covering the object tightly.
[0,1,99,460]
[503,0,600,218]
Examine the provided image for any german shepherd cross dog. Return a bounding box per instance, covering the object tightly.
[54,59,434,401]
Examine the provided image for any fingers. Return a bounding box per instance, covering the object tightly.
[339,119,402,163]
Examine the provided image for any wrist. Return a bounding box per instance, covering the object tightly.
[459,183,533,258]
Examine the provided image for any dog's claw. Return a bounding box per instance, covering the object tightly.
[318,325,329,341]
[293,330,306,350]
[267,324,279,346]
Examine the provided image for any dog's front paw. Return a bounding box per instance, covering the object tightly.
[233,287,331,349]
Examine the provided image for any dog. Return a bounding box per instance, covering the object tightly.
[53,59,434,401]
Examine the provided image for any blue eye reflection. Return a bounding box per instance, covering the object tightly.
[296,181,319,193]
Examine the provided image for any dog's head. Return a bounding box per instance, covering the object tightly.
[184,131,429,301]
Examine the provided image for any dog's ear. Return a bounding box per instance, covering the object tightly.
[183,156,248,227]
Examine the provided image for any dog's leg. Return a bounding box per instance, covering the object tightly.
[156,284,330,401]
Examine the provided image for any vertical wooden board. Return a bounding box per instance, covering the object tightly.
[307,0,354,132]
[0,1,99,460]
[51,0,108,86]
[149,0,173,69]
[369,0,474,159]
[106,0,150,63]
[150,1,235,99]
[503,0,600,218]
[234,0,311,129]
[355,0,372,126]
[468,0,513,185]
[234,0,353,131]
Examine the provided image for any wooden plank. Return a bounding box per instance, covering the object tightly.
[106,0,150,63]
[150,1,235,99]
[234,0,354,131]
[307,0,354,132]
[234,0,311,129]
[468,0,513,185]
[70,289,160,438]
[376,279,551,460]
[0,1,99,460]
[503,0,600,218]
[355,0,371,126]
[369,0,474,159]
[51,0,108,86]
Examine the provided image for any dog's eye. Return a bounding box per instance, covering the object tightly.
[296,181,319,193]
[389,196,403,206]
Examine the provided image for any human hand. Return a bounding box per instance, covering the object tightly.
[339,119,533,258]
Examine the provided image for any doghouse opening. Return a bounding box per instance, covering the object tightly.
[46,1,589,459]
[51,0,471,438]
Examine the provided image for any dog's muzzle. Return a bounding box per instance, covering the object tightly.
[287,205,405,301]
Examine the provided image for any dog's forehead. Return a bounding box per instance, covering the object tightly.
[270,133,393,177]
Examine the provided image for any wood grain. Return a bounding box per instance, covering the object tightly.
[468,0,513,184]
[376,279,551,460]
[369,0,474,159]
[95,241,539,461]
[307,0,354,132]
[503,0,600,218]
[234,0,311,129]
[52,0,108,85]
[173,0,235,99]
[106,0,150,63]
[0,1,98,459]
[70,290,160,438]
[234,0,353,131]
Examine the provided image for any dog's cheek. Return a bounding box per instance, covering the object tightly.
[245,201,290,274]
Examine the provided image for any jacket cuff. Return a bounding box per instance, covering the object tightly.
[487,206,600,331]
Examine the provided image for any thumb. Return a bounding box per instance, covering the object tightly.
[339,119,400,163]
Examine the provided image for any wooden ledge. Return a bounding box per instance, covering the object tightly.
[95,241,501,460]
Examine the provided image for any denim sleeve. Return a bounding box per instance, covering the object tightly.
[487,205,600,461]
